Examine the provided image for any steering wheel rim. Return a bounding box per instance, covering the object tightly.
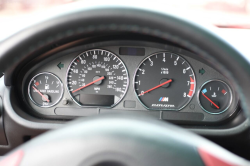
[0,2,250,166]
[1,114,249,166]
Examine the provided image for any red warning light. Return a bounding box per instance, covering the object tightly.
[35,82,39,86]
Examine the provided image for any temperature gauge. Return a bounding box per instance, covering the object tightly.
[28,72,63,107]
[198,80,232,114]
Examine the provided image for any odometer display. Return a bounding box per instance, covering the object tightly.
[67,49,129,107]
[134,52,196,110]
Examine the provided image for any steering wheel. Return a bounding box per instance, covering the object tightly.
[0,2,249,166]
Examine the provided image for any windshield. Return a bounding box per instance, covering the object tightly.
[0,0,250,28]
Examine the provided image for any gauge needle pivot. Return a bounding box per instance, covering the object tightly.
[139,79,172,96]
[32,86,50,102]
[72,76,105,93]
[202,92,220,109]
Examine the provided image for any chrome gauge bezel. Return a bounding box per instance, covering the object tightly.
[197,79,233,115]
[66,49,129,108]
[133,51,196,111]
[28,72,64,108]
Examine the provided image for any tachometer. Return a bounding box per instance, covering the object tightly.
[134,52,196,110]
[66,49,129,107]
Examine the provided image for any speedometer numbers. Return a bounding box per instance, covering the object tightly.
[66,49,129,107]
[134,52,196,110]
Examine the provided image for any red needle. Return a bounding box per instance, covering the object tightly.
[72,76,105,93]
[32,86,50,102]
[202,93,220,109]
[139,79,172,96]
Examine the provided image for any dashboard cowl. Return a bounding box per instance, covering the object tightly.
[0,0,248,134]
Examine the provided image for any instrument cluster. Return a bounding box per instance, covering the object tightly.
[21,41,239,123]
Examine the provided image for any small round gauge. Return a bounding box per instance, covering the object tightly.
[198,80,232,114]
[28,72,63,107]
[66,49,129,107]
[134,52,196,110]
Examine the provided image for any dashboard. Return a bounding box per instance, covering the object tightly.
[16,40,239,125]
[1,2,250,161]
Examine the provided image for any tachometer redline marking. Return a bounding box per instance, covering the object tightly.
[139,79,172,96]
[32,86,50,102]
[202,92,220,109]
[188,77,195,97]
[72,76,105,93]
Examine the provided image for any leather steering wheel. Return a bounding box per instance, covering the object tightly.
[0,2,249,166]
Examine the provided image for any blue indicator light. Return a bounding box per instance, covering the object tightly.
[202,88,207,94]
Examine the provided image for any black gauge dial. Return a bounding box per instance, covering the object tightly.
[134,52,196,110]
[66,49,129,107]
[28,72,63,107]
[198,80,232,114]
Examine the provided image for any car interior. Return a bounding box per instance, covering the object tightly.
[0,1,250,165]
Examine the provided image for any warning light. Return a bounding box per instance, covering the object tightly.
[35,82,39,86]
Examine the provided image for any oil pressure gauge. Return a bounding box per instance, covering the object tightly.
[198,80,232,114]
[28,72,63,107]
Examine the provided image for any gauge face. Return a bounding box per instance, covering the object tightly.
[134,52,196,110]
[28,72,63,107]
[198,80,232,114]
[66,49,129,107]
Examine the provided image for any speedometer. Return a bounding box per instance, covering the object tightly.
[134,52,196,110]
[66,49,129,107]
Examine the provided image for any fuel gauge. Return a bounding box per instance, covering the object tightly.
[198,80,232,114]
[28,72,63,107]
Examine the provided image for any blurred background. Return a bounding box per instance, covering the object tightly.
[0,0,250,28]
